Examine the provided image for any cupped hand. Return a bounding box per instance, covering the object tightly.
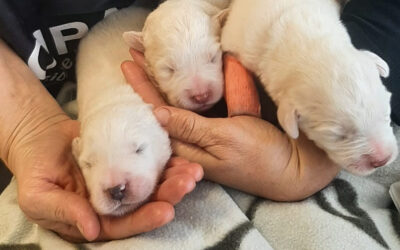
[122,49,339,201]
[0,38,203,243]
[10,96,202,244]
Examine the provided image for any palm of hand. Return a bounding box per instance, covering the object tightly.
[18,119,85,196]
[12,118,202,242]
[14,119,95,240]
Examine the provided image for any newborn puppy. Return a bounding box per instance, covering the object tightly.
[73,7,171,216]
[73,0,228,216]
[123,0,229,112]
[221,0,398,175]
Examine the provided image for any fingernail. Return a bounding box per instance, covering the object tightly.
[154,107,171,126]
[77,222,85,236]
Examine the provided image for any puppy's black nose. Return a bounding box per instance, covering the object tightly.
[108,184,126,201]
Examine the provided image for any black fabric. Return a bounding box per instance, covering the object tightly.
[341,0,400,124]
[0,160,12,194]
[0,0,159,96]
[204,221,254,250]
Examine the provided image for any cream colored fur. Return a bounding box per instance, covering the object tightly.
[123,0,229,111]
[221,0,398,175]
[73,7,171,216]
[73,0,230,216]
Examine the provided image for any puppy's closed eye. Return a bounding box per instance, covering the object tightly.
[135,144,147,154]
[81,161,92,169]
[163,66,175,76]
[331,125,357,143]
[209,50,221,64]
[314,122,356,143]
[335,133,350,142]
[156,60,176,80]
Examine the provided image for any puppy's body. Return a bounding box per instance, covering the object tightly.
[221,0,398,174]
[74,7,171,216]
[76,8,147,119]
[74,1,229,216]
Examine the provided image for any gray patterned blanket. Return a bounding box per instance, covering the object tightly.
[0,126,399,250]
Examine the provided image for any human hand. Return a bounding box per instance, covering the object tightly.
[122,49,340,201]
[0,39,202,242]
[9,116,202,242]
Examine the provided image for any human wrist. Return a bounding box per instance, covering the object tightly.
[0,97,70,176]
[0,39,71,174]
[282,134,340,200]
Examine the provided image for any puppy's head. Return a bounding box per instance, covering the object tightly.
[277,50,398,175]
[123,4,228,112]
[72,104,171,216]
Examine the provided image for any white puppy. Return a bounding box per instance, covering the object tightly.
[123,0,228,112]
[221,0,398,175]
[73,7,171,216]
[73,0,228,216]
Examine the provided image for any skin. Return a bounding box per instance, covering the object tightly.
[0,39,203,242]
[123,49,341,201]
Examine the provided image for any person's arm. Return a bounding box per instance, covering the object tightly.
[0,39,68,172]
[123,49,340,201]
[0,39,203,242]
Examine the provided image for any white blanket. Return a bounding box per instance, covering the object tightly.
[1,126,399,249]
[2,78,400,249]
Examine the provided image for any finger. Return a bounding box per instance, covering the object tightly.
[170,139,224,178]
[153,174,197,205]
[128,48,164,97]
[121,60,167,108]
[58,233,88,244]
[98,202,174,240]
[165,156,191,168]
[153,106,216,147]
[129,48,146,69]
[27,189,100,241]
[162,163,203,182]
[223,54,261,118]
[36,220,85,243]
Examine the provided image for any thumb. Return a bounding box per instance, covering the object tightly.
[37,189,100,241]
[121,60,166,108]
[154,106,214,147]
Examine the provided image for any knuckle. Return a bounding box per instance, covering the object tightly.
[146,204,173,228]
[54,206,66,221]
[179,115,197,141]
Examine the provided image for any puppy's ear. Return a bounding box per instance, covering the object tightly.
[123,31,145,53]
[213,8,230,27]
[72,137,81,160]
[277,101,299,139]
[362,50,390,78]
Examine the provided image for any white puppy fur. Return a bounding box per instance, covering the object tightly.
[73,0,230,216]
[221,0,398,175]
[73,7,171,216]
[123,0,229,112]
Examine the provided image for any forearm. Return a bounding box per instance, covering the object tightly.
[0,39,69,174]
[277,133,340,200]
[252,132,339,201]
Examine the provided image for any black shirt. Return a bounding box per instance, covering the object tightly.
[0,0,159,96]
[341,0,400,124]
